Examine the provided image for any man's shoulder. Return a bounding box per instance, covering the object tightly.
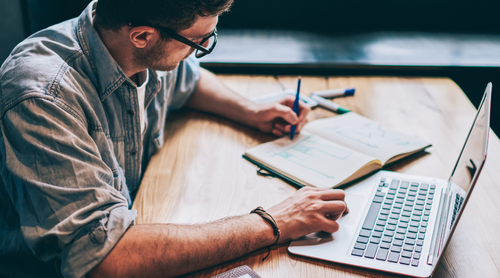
[0,18,95,113]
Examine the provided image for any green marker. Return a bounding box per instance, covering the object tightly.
[310,94,350,114]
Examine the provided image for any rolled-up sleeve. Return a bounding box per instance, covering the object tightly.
[1,97,136,278]
[167,54,201,110]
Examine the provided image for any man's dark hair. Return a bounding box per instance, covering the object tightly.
[94,0,233,39]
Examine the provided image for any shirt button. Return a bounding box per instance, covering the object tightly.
[130,150,137,156]
[127,109,134,115]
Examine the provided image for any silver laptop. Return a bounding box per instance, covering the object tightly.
[289,83,492,277]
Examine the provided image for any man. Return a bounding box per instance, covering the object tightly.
[0,0,348,277]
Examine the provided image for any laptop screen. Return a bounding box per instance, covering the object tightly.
[448,83,491,194]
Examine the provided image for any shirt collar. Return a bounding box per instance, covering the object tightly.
[76,1,160,101]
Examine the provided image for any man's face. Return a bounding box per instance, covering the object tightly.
[132,15,218,72]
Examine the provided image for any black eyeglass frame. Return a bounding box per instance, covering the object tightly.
[129,23,217,58]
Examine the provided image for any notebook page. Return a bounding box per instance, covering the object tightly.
[245,132,380,188]
[303,113,431,165]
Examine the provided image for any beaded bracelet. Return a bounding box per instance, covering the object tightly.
[250,206,281,261]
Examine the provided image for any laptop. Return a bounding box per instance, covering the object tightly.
[288,83,492,277]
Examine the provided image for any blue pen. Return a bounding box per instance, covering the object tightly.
[290,76,301,140]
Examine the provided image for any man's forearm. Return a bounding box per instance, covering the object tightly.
[89,213,275,278]
[186,68,258,127]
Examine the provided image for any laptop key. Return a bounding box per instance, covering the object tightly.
[382,236,393,243]
[394,203,403,209]
[410,221,420,227]
[420,184,429,190]
[421,222,428,228]
[393,239,403,247]
[376,220,387,226]
[372,231,382,238]
[416,200,425,206]
[386,224,396,231]
[407,232,417,239]
[388,252,400,263]
[391,246,402,253]
[357,236,369,244]
[351,248,364,257]
[373,196,384,203]
[405,239,415,245]
[408,227,418,233]
[395,234,405,240]
[396,228,406,234]
[376,248,389,261]
[361,202,382,230]
[370,237,381,244]
[380,209,390,215]
[360,229,371,237]
[403,244,414,252]
[415,246,423,253]
[390,213,400,220]
[354,243,367,250]
[424,210,431,216]
[375,192,385,197]
[374,225,384,232]
[390,180,400,190]
[380,242,391,249]
[413,210,422,216]
[384,230,394,237]
[400,257,411,265]
[388,219,398,225]
[383,204,392,210]
[400,216,410,223]
[418,234,425,240]
[417,195,426,201]
[415,205,424,211]
[379,214,388,221]
[411,216,421,222]
[403,206,413,212]
[402,251,413,258]
[364,244,378,259]
[395,198,405,204]
[398,222,408,228]
[417,240,424,246]
[392,208,402,214]
[400,181,410,189]
[413,253,421,260]
[402,211,411,217]
[420,228,427,233]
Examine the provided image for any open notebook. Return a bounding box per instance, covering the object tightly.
[243,113,431,188]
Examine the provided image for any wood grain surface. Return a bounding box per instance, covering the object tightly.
[132,76,500,278]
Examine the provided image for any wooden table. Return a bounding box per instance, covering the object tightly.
[132,76,500,278]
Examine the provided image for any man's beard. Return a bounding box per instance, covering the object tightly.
[132,39,178,72]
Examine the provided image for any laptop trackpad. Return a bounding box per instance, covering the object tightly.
[337,194,366,226]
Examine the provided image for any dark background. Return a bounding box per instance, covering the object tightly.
[3,0,499,133]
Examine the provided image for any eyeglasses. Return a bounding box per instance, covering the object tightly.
[160,27,217,58]
[129,22,218,59]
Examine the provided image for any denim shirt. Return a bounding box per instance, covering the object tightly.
[0,1,200,277]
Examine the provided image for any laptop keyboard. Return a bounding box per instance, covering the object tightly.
[351,178,435,267]
[450,193,464,228]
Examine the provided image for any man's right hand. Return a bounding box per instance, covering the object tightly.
[267,187,348,244]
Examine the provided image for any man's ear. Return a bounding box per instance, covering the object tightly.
[129,26,157,49]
